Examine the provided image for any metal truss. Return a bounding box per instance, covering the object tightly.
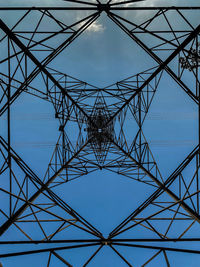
[0,1,200,266]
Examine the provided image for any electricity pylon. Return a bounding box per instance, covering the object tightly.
[0,1,200,266]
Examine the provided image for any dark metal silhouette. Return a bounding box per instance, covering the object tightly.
[0,1,200,266]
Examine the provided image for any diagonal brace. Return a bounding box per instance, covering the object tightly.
[111,138,200,227]
[0,137,102,238]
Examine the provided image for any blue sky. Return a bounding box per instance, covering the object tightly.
[0,0,200,266]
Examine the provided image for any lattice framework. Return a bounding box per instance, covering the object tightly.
[0,1,200,266]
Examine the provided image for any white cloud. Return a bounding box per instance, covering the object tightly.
[76,13,105,33]
[86,21,105,33]
[137,0,164,7]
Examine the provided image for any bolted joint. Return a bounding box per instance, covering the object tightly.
[101,239,111,245]
[97,3,110,13]
[59,125,64,132]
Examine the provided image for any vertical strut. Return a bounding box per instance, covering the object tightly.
[7,37,12,217]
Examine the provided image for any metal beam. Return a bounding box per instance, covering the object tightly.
[112,242,200,255]
[0,138,102,238]
[110,139,200,234]
[0,7,200,10]
[106,11,200,123]
[0,243,101,258]
[0,14,100,122]
[109,145,199,238]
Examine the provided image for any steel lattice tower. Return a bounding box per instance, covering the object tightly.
[0,0,200,266]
